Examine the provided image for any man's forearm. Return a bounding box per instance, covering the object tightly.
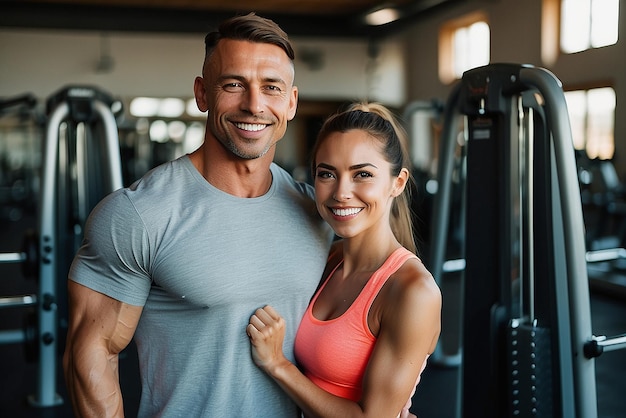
[64,350,125,417]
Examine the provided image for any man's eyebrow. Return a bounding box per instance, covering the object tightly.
[263,76,287,85]
[217,74,245,83]
[216,74,287,85]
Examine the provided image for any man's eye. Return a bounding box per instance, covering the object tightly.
[263,85,283,95]
[223,83,243,92]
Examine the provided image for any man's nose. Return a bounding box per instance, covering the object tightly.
[243,88,264,115]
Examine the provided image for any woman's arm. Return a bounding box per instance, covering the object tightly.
[360,260,441,417]
[247,261,441,418]
[248,306,366,418]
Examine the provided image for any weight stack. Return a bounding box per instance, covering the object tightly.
[509,318,553,417]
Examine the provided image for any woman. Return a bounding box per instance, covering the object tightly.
[247,102,442,418]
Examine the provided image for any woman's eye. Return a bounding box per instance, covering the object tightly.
[355,171,373,179]
[316,171,334,179]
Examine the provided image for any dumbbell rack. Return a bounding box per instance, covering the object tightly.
[0,86,123,407]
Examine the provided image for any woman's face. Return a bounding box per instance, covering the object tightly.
[314,129,405,239]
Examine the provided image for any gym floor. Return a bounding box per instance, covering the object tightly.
[1,215,625,418]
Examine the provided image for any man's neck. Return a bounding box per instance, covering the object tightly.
[189,140,274,198]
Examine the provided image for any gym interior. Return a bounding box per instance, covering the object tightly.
[1,0,625,417]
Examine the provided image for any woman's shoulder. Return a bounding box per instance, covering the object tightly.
[372,250,441,341]
[388,254,441,307]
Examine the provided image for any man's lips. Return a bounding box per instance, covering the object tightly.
[233,122,268,132]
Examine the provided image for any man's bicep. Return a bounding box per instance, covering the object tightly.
[66,280,142,354]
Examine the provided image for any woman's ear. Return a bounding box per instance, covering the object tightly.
[391,168,410,197]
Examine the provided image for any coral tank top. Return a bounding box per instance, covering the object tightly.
[294,247,417,401]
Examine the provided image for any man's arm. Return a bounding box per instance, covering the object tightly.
[63,280,143,418]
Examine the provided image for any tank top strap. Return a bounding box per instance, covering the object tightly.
[307,259,343,312]
[354,247,418,318]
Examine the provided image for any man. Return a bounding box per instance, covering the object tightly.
[63,13,334,417]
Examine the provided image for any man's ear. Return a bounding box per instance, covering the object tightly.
[287,86,298,121]
[193,76,209,113]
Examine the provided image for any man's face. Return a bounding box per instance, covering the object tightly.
[194,39,298,160]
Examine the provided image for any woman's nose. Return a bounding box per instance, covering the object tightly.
[332,178,352,201]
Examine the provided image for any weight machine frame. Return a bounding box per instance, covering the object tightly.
[429,63,597,418]
[0,86,123,407]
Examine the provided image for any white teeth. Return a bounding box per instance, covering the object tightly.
[332,207,362,217]
[234,122,266,132]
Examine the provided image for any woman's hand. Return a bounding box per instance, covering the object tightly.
[247,305,289,374]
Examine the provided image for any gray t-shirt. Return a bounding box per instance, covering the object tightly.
[69,155,334,417]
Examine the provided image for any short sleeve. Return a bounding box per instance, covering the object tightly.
[68,189,152,306]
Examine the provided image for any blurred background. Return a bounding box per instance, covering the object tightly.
[1,1,625,417]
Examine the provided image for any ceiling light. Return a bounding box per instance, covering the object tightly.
[129,97,186,118]
[186,98,205,117]
[167,120,187,143]
[184,122,205,154]
[365,7,400,26]
[158,98,185,118]
[149,120,168,143]
[130,97,160,117]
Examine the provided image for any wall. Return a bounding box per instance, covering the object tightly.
[0,28,406,170]
[401,0,626,174]
[0,29,405,106]
[1,0,625,174]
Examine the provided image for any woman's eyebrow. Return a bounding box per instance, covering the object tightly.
[315,162,378,170]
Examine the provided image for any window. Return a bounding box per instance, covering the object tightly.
[560,0,619,53]
[564,86,615,160]
[439,12,490,84]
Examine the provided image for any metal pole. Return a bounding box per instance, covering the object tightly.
[29,102,68,407]
[94,100,123,191]
[0,252,26,263]
[429,82,463,367]
[520,66,597,418]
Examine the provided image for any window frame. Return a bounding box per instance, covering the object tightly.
[563,83,616,160]
[438,11,490,85]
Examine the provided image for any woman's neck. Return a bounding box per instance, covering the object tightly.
[340,232,401,278]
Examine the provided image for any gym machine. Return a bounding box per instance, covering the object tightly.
[402,99,465,367]
[429,63,626,418]
[0,86,123,407]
